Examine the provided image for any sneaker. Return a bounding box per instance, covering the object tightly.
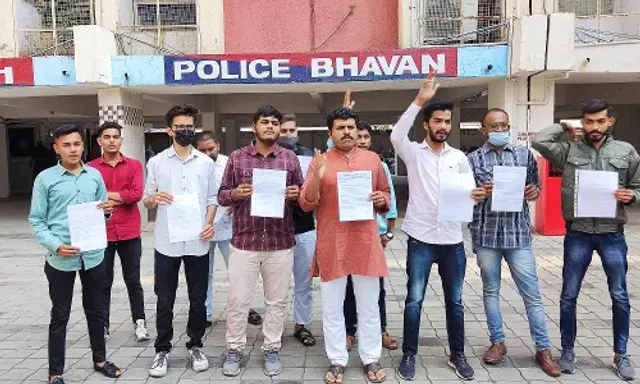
[103,328,110,342]
[263,350,283,376]
[149,351,169,378]
[559,349,576,374]
[134,319,150,342]
[398,354,416,380]
[614,354,636,381]
[222,350,243,377]
[188,347,209,372]
[49,376,65,384]
[448,352,475,380]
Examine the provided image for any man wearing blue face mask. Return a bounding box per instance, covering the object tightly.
[466,108,561,377]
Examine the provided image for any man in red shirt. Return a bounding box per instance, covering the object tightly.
[88,122,149,343]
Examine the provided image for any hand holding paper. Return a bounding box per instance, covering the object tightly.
[67,201,108,252]
[437,173,475,222]
[338,171,374,222]
[251,168,287,218]
[575,170,617,218]
[167,194,202,243]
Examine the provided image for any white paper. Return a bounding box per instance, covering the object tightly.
[298,156,313,178]
[337,171,374,222]
[576,170,618,218]
[251,168,287,218]
[67,202,107,252]
[491,166,528,212]
[437,173,476,222]
[167,194,202,243]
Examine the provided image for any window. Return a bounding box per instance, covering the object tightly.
[136,1,197,26]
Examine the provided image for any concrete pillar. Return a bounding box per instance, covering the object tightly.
[0,122,9,198]
[1,0,17,57]
[197,0,224,53]
[97,87,148,226]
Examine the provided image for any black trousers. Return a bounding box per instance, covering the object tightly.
[154,250,209,352]
[100,238,145,329]
[344,275,387,336]
[45,260,106,376]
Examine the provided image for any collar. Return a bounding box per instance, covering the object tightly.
[99,153,127,165]
[481,141,513,153]
[168,144,198,159]
[420,140,452,153]
[56,162,88,175]
[249,141,283,157]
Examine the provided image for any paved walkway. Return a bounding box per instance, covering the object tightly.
[2,199,640,383]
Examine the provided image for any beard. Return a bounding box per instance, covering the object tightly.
[586,130,605,143]
[428,129,450,143]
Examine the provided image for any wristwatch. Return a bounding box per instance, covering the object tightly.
[385,232,394,240]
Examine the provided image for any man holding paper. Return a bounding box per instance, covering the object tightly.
[390,73,486,381]
[277,114,318,348]
[218,105,303,378]
[195,131,263,328]
[143,104,217,378]
[300,107,391,384]
[467,109,561,376]
[29,124,122,384]
[87,121,149,344]
[532,99,640,380]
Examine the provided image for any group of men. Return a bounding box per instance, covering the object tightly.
[29,73,640,384]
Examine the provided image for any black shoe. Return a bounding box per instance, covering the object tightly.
[248,309,263,325]
[398,354,416,380]
[448,352,475,380]
[49,376,65,384]
[205,320,213,328]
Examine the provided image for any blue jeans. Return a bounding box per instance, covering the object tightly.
[475,246,551,351]
[206,240,231,320]
[293,230,316,325]
[561,231,630,355]
[402,236,466,356]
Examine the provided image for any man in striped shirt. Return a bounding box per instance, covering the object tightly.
[467,108,561,377]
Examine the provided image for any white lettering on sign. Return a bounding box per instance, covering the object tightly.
[0,67,14,84]
[311,58,333,78]
[174,61,195,80]
[174,59,294,81]
[310,54,446,79]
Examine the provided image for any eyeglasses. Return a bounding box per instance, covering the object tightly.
[172,124,195,131]
[486,122,510,131]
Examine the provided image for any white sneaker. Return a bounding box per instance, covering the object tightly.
[188,347,209,372]
[149,351,169,377]
[134,319,150,342]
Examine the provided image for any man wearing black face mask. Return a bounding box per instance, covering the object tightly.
[195,131,263,327]
[277,114,317,347]
[144,104,217,378]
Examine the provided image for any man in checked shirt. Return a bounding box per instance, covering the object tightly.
[218,105,304,378]
[467,108,561,377]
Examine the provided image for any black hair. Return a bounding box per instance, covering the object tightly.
[422,100,454,122]
[52,124,84,141]
[253,105,282,124]
[165,104,199,127]
[582,99,613,118]
[196,130,217,144]
[327,108,358,130]
[97,121,122,136]
[356,120,372,133]
[281,113,297,124]
[480,108,509,127]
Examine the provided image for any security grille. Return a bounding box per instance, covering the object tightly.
[560,0,640,43]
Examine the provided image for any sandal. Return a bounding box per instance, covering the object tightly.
[248,309,263,325]
[325,364,345,384]
[364,362,386,383]
[294,326,316,346]
[346,335,355,351]
[94,361,122,378]
[382,331,398,350]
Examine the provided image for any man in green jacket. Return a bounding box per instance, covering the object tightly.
[532,99,640,381]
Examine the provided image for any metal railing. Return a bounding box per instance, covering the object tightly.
[559,0,640,44]
[413,0,507,46]
[15,0,95,56]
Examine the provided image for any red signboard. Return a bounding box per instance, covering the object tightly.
[0,58,35,86]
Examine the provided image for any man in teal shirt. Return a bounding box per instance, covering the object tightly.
[29,125,122,384]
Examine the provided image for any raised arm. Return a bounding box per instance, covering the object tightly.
[531,123,572,169]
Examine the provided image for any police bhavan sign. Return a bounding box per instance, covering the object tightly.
[164,48,458,85]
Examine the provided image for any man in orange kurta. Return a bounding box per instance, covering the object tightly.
[300,108,390,384]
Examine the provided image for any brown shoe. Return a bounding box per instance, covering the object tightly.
[536,350,562,377]
[382,332,398,350]
[346,335,355,351]
[483,342,507,365]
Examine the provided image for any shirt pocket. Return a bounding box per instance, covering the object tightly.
[234,168,253,186]
[608,157,630,185]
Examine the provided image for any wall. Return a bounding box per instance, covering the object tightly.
[223,0,398,53]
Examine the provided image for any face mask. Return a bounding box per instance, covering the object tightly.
[277,136,298,151]
[488,131,510,147]
[327,137,334,149]
[174,130,195,147]
[209,153,218,162]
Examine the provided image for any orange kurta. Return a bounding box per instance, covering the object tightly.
[299,147,390,282]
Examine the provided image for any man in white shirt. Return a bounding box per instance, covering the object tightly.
[195,131,263,327]
[390,74,486,381]
[143,104,217,378]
